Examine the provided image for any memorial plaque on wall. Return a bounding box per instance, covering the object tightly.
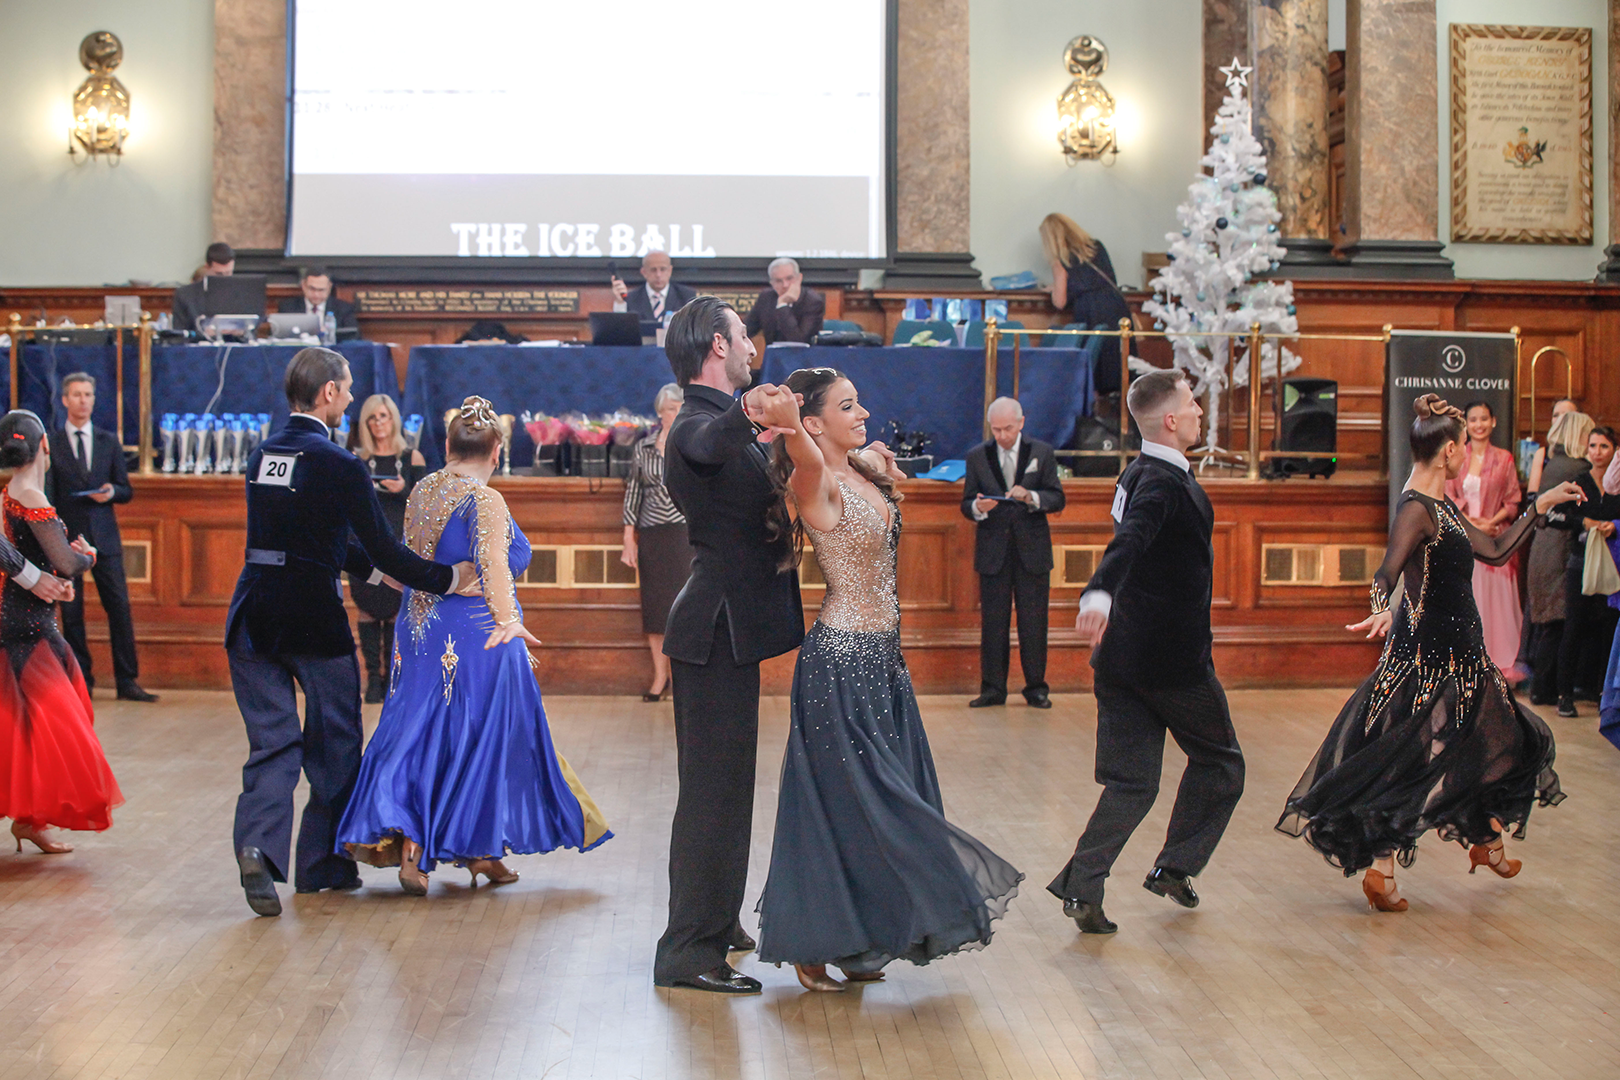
[1385,330,1516,519]
[1449,24,1593,244]
[353,288,581,314]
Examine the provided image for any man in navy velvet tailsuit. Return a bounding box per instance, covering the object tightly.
[228,348,476,917]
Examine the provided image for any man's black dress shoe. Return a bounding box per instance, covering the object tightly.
[728,930,757,953]
[1143,867,1199,908]
[1557,695,1578,718]
[1024,691,1052,709]
[238,846,282,917]
[296,876,363,894]
[655,962,762,995]
[1062,898,1116,934]
[116,684,159,703]
[968,693,1006,708]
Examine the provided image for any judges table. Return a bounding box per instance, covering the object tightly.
[7,340,397,444]
[401,343,1098,468]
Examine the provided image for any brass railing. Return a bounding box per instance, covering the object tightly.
[982,318,1393,480]
[6,311,154,471]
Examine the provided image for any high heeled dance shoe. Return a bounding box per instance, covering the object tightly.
[1469,841,1521,878]
[11,822,71,854]
[399,839,429,896]
[795,964,845,992]
[457,858,519,886]
[1362,868,1408,912]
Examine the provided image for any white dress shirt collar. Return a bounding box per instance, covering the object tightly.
[647,284,667,304]
[1140,439,1191,473]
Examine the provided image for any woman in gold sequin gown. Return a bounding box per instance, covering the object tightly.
[337,398,611,895]
[755,368,1022,992]
[1278,396,1579,912]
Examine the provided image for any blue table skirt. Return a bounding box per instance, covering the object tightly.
[9,341,396,444]
[761,345,1095,460]
[402,345,675,469]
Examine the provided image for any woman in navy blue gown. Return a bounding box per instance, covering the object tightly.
[337,397,611,893]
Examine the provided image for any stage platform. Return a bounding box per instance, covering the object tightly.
[80,470,1389,695]
[0,687,1613,1079]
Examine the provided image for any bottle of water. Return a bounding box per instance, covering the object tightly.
[323,312,337,346]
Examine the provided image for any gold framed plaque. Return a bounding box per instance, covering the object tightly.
[1449,24,1593,244]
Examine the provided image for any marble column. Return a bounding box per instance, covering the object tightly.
[1598,0,1620,279]
[1204,0,1250,145]
[212,0,287,252]
[889,0,978,287]
[1250,0,1335,267]
[1341,0,1453,277]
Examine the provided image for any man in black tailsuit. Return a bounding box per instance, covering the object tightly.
[227,348,476,917]
[961,396,1066,708]
[1049,368,1245,934]
[47,372,157,702]
[653,296,805,994]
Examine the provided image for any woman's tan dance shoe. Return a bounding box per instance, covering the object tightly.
[838,967,885,983]
[458,858,519,886]
[11,822,71,854]
[399,839,429,896]
[1469,841,1521,878]
[795,964,845,992]
[1362,868,1408,912]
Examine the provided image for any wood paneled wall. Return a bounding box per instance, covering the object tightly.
[78,473,1389,695]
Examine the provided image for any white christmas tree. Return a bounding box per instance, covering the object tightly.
[1142,58,1300,460]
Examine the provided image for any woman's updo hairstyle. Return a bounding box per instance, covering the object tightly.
[446,395,502,460]
[0,410,47,469]
[1410,394,1465,463]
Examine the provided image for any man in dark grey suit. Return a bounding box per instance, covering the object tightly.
[961,397,1066,708]
[611,251,698,323]
[47,373,156,702]
[653,296,805,995]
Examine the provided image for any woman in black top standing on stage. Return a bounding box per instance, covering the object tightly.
[1040,212,1132,396]
[621,384,694,702]
[349,394,425,703]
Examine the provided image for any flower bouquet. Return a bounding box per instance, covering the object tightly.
[569,415,614,477]
[523,411,571,476]
[609,411,651,477]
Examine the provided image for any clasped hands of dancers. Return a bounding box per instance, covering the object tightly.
[0,333,1576,993]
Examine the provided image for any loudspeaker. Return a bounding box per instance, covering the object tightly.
[1267,377,1337,479]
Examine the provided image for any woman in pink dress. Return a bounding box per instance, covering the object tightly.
[1445,401,1522,675]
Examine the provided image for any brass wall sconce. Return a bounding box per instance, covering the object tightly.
[1057,35,1118,164]
[70,31,130,162]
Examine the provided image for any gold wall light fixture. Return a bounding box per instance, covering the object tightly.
[70,31,130,162]
[1057,35,1117,164]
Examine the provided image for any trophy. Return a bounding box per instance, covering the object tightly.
[498,414,515,475]
[257,413,271,443]
[178,414,198,473]
[193,415,214,475]
[227,417,246,474]
[403,414,424,452]
[211,414,230,474]
[332,413,351,446]
[159,413,178,473]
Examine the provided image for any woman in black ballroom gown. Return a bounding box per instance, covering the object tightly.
[1278,395,1582,912]
[755,367,1022,992]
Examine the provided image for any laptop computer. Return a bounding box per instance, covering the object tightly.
[589,311,644,347]
[267,312,322,339]
[198,273,267,318]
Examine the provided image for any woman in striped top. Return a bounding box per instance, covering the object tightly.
[621,384,695,701]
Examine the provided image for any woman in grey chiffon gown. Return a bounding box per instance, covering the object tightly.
[756,367,1022,992]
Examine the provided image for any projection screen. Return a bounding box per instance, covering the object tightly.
[287,0,889,260]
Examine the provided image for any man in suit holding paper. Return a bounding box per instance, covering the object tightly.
[46,372,157,702]
[961,396,1065,708]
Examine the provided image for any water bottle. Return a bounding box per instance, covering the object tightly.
[323,311,337,346]
[333,414,350,445]
[159,414,178,473]
[403,414,423,450]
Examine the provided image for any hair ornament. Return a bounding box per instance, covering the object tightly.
[458,396,499,431]
[1413,393,1463,421]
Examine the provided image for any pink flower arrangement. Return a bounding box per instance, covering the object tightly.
[523,414,570,446]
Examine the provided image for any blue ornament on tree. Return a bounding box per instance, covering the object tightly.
[1196,291,1206,302]
[1216,217,1229,230]
[1253,172,1266,186]
[1220,134,1230,144]
[1230,184,1240,193]
[1182,228,1191,237]
[1267,223,1277,232]
[1287,304,1296,315]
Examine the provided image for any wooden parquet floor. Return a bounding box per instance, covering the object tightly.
[1,686,1616,1080]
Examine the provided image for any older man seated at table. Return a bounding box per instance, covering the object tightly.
[744,258,825,345]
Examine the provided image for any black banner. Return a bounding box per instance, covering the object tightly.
[1385,330,1517,518]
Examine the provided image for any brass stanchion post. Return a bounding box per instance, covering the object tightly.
[983,318,999,440]
[1117,317,1133,474]
[137,312,154,474]
[1246,322,1263,481]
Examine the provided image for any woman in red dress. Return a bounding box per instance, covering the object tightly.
[0,409,119,854]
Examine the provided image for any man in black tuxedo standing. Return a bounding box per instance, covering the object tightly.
[653,296,805,994]
[275,267,358,334]
[47,372,157,702]
[611,250,698,323]
[227,348,477,916]
[1048,368,1245,934]
[961,397,1066,708]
